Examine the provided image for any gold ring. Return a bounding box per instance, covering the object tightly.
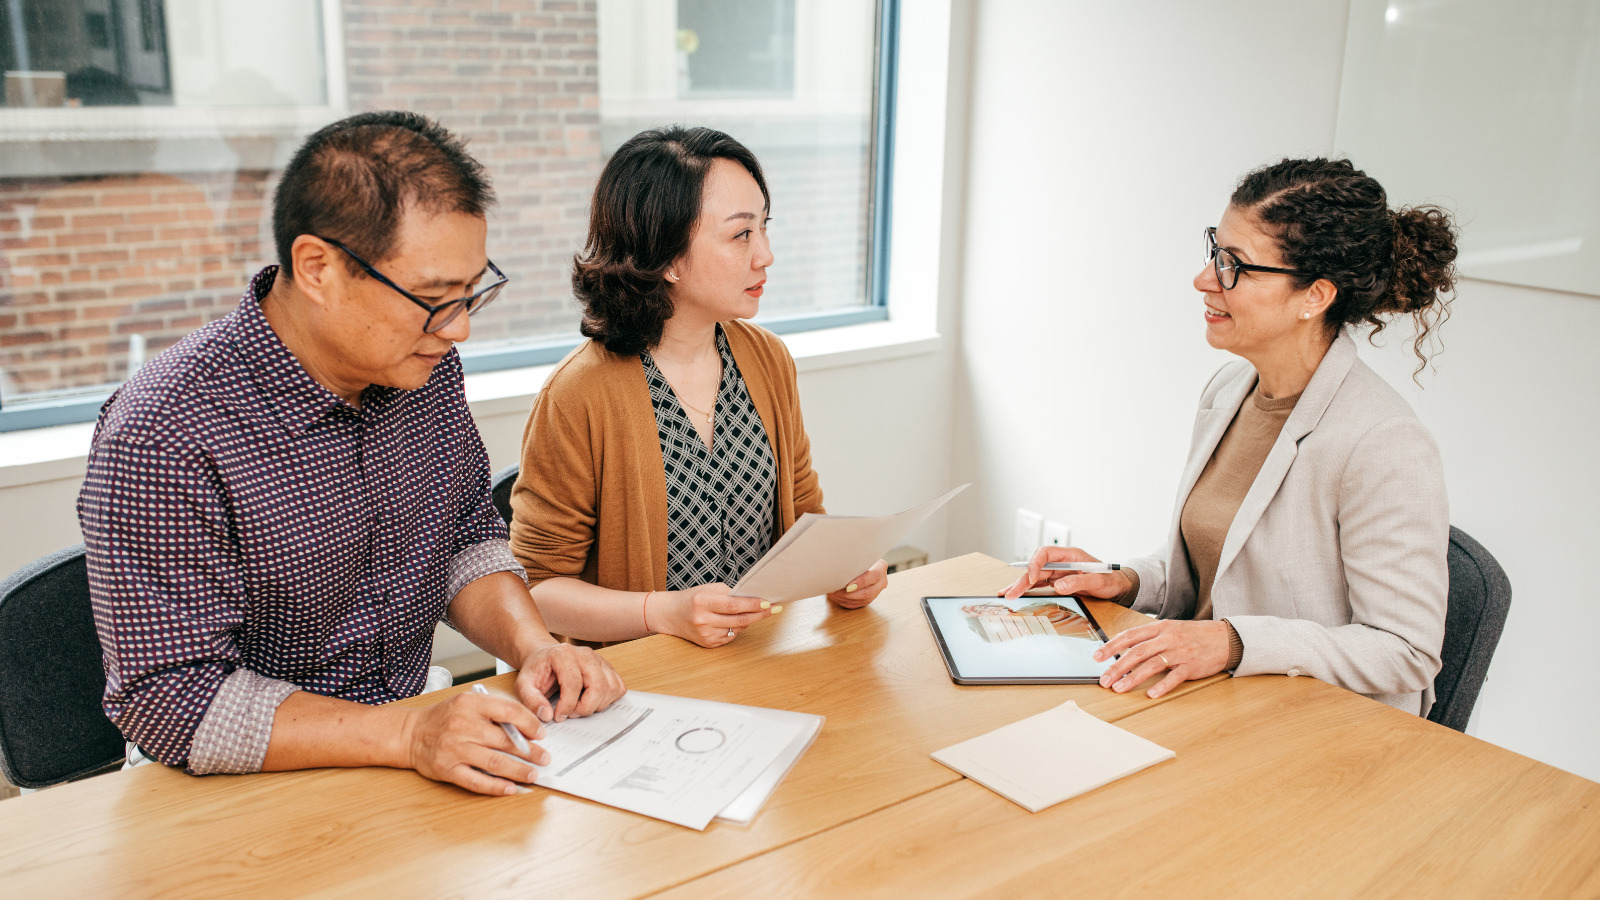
[1159,654,1173,668]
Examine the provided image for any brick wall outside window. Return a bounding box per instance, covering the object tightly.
[1,0,602,399]
[0,0,871,403]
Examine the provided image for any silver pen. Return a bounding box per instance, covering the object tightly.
[472,683,532,755]
[1008,561,1123,572]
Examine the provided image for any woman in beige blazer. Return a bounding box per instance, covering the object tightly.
[1006,158,1458,716]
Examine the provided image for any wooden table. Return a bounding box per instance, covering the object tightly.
[4,553,1597,897]
[663,674,1600,898]
[0,554,1215,898]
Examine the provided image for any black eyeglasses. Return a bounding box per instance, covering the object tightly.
[1204,226,1305,290]
[318,236,508,333]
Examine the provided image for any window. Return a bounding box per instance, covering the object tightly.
[0,0,896,430]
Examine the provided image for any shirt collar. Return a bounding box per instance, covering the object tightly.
[228,266,352,435]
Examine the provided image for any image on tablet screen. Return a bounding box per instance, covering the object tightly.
[926,596,1112,680]
[959,600,1098,643]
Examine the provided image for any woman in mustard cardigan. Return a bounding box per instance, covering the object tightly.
[510,126,887,648]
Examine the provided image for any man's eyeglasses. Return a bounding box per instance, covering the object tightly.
[319,236,508,334]
[1204,226,1305,290]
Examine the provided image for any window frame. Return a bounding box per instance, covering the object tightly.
[0,1,349,180]
[0,0,898,432]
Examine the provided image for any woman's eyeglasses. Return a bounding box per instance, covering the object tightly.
[319,236,509,333]
[1204,226,1305,290]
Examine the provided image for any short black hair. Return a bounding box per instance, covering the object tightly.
[573,125,769,355]
[272,110,495,280]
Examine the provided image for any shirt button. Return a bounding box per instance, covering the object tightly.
[1287,667,1302,677]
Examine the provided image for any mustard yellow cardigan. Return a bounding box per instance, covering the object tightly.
[509,320,824,593]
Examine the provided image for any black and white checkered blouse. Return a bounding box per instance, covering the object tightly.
[641,326,778,590]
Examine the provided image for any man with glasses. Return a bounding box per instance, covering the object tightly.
[78,111,625,796]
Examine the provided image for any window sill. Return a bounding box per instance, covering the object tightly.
[0,318,941,490]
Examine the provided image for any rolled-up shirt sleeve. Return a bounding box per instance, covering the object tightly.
[79,431,284,771]
[187,668,301,774]
[445,539,526,608]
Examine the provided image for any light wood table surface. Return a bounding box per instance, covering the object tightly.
[662,673,1600,899]
[0,553,1215,898]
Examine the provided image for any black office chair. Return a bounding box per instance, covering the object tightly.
[0,544,126,788]
[1428,527,1512,733]
[491,463,521,527]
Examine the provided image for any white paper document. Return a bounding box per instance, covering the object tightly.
[732,483,969,604]
[518,690,822,830]
[931,701,1175,813]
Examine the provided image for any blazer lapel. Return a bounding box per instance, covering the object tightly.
[1215,330,1360,582]
[1175,372,1255,507]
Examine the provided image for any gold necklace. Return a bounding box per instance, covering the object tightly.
[678,394,715,425]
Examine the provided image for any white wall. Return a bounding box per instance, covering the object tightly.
[952,0,1350,559]
[953,0,1599,781]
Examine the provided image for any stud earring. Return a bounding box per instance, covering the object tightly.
[1300,312,1311,320]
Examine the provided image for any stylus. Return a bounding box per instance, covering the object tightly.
[1008,561,1123,572]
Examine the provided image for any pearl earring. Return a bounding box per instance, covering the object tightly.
[1301,312,1310,320]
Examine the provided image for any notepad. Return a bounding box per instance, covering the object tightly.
[931,701,1175,813]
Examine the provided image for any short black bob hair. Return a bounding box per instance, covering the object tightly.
[574,125,769,356]
[272,110,494,281]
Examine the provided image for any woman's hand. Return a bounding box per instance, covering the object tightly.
[827,559,888,609]
[1002,546,1132,601]
[662,582,775,647]
[1093,619,1232,699]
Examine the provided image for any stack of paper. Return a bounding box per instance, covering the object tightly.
[931,701,1175,812]
[489,688,822,830]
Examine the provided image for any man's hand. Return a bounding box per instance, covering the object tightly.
[401,689,549,796]
[827,559,889,609]
[513,642,626,723]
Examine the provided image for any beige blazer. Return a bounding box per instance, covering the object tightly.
[1126,330,1449,715]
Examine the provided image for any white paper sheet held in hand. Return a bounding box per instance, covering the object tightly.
[931,700,1174,813]
[519,690,822,830]
[733,483,969,604]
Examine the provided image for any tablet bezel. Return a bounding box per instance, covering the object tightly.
[920,595,1113,685]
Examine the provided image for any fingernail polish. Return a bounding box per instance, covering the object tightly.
[846,583,858,593]
[760,600,772,609]
[771,605,783,614]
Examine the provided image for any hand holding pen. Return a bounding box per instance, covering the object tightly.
[1001,546,1135,601]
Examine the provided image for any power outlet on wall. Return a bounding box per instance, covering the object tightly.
[1013,509,1043,562]
[1043,521,1071,548]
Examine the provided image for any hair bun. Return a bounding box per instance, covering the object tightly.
[1384,205,1458,316]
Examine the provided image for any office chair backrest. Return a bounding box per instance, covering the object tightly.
[0,544,126,788]
[1429,527,1512,732]
[491,464,520,527]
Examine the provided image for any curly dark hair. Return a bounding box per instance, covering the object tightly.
[1230,158,1458,373]
[573,126,769,355]
[273,110,494,281]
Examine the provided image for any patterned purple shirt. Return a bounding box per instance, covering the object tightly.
[77,267,523,774]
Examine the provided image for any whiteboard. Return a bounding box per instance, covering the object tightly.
[1334,0,1600,298]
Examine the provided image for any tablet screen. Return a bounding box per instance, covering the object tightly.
[921,595,1114,683]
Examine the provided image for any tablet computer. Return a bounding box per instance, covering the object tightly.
[920,595,1114,684]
